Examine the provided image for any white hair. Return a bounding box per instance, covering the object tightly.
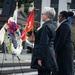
[43,7,56,19]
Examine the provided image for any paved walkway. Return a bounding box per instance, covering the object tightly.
[0,52,38,75]
[0,52,32,62]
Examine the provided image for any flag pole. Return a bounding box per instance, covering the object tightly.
[13,1,18,23]
[30,28,34,53]
[31,8,34,52]
[15,0,18,10]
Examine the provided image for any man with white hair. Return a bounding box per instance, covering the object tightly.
[31,7,58,75]
[41,7,56,22]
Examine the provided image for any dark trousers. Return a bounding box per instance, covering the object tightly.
[38,70,51,75]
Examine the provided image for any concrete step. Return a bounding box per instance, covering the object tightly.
[8,72,38,75]
[0,61,37,75]
[0,61,75,75]
[0,67,36,75]
[0,61,30,67]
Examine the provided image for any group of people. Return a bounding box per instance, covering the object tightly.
[31,7,74,75]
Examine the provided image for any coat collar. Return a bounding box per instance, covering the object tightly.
[55,19,68,31]
[43,20,53,27]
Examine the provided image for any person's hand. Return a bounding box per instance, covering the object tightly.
[38,60,42,66]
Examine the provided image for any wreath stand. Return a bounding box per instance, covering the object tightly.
[1,41,24,75]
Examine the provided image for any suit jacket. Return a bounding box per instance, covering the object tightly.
[54,20,74,75]
[31,20,58,72]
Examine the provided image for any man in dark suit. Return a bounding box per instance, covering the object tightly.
[31,7,58,75]
[54,11,74,75]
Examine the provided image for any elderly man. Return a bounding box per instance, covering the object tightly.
[31,7,58,75]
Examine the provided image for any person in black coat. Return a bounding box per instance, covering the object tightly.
[31,7,58,75]
[54,11,74,75]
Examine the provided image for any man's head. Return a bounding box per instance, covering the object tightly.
[58,11,68,23]
[42,7,56,22]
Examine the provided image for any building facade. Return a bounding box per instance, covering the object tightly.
[34,0,75,25]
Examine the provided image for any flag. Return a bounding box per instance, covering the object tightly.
[21,9,34,42]
[0,24,6,45]
[25,9,34,32]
